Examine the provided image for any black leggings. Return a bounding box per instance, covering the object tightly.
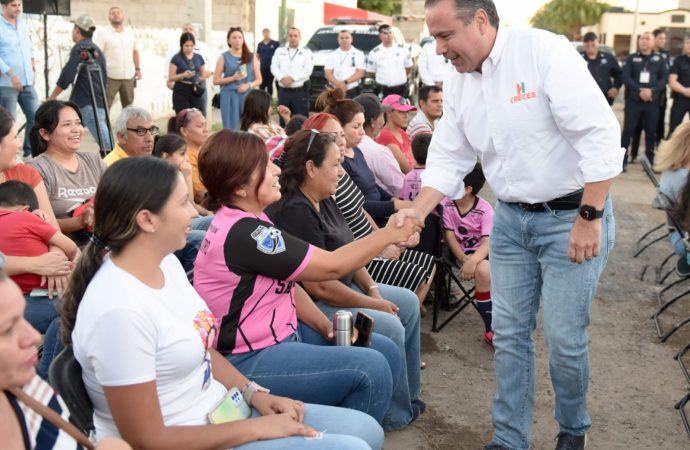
[172,82,204,114]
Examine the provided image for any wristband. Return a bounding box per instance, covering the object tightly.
[241,381,270,407]
[135,67,141,71]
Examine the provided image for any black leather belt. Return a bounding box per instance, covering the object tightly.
[279,86,306,92]
[512,190,583,212]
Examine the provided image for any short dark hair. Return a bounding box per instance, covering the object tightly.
[463,163,485,195]
[153,133,187,158]
[0,180,39,211]
[419,85,442,103]
[285,115,307,136]
[29,100,83,157]
[179,31,195,50]
[653,28,666,37]
[411,133,431,166]
[424,0,500,28]
[378,24,391,34]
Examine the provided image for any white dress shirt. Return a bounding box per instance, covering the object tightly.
[366,44,412,87]
[422,27,624,203]
[94,26,138,80]
[324,46,366,90]
[419,39,453,86]
[270,46,314,88]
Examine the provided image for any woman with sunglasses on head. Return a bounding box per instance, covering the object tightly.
[214,27,262,130]
[63,156,386,450]
[168,108,210,206]
[268,128,426,429]
[194,130,423,430]
[169,32,210,115]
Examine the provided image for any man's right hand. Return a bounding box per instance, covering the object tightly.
[11,75,23,92]
[639,88,653,102]
[392,207,427,247]
[280,76,294,87]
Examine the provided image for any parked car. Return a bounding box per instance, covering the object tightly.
[305,22,419,109]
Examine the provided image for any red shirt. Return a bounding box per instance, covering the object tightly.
[0,210,57,293]
[376,127,414,167]
[4,164,42,188]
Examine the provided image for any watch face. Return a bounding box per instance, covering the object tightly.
[579,205,601,221]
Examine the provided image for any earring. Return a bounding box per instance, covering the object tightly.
[150,228,156,233]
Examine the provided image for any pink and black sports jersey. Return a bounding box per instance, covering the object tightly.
[442,196,494,253]
[399,168,424,202]
[194,206,314,355]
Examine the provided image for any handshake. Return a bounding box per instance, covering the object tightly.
[382,208,425,248]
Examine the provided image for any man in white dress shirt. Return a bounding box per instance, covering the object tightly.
[418,37,453,87]
[270,27,313,123]
[324,30,366,98]
[398,1,624,449]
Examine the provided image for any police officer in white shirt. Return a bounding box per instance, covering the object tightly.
[367,24,412,98]
[418,37,452,87]
[270,27,314,122]
[399,1,624,449]
[324,30,366,98]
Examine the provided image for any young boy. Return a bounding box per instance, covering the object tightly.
[442,164,494,346]
[399,133,431,201]
[0,181,79,301]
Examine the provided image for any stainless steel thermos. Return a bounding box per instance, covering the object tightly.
[333,310,352,346]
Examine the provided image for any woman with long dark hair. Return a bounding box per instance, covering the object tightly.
[214,27,262,130]
[62,156,386,449]
[240,89,290,139]
[169,32,210,115]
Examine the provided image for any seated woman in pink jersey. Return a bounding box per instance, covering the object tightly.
[193,130,422,429]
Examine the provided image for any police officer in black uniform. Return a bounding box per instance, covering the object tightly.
[581,32,621,106]
[653,29,671,143]
[621,31,668,168]
[668,36,690,136]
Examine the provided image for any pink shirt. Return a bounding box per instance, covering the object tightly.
[194,206,314,354]
[442,196,494,252]
[358,135,404,197]
[399,168,424,201]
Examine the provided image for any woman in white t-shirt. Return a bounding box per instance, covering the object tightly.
[60,156,384,450]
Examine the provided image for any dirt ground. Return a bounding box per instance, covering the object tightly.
[382,160,690,449]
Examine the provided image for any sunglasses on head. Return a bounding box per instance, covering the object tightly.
[306,129,320,155]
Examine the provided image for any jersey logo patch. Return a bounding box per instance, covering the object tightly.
[251,225,286,255]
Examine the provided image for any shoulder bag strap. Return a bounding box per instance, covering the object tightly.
[9,387,95,450]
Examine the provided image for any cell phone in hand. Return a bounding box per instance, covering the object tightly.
[354,312,375,347]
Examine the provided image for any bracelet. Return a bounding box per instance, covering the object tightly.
[135,67,141,71]
[368,285,379,292]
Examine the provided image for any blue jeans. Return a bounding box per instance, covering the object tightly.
[23,294,59,334]
[236,403,383,450]
[316,282,422,430]
[0,85,38,156]
[37,317,63,380]
[80,104,112,151]
[488,198,615,450]
[228,322,396,427]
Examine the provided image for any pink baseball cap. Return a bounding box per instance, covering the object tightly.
[382,94,417,112]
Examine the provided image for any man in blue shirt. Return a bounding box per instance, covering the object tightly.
[48,15,112,152]
[256,28,279,95]
[0,0,38,158]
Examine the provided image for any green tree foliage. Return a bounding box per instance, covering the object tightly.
[358,0,403,16]
[530,0,610,40]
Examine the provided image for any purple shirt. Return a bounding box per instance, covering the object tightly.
[442,196,494,252]
[399,168,424,201]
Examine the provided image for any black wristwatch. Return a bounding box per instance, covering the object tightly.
[578,204,604,221]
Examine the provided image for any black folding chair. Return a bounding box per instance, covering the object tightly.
[674,341,690,386]
[48,347,94,436]
[651,197,690,342]
[430,205,480,332]
[675,389,690,440]
[635,157,671,258]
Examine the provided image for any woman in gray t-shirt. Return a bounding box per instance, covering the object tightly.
[28,101,106,246]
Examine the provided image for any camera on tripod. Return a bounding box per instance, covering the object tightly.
[78,46,98,63]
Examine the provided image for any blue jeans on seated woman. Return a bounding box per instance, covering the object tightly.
[315,283,422,430]
[227,322,399,427]
[236,403,384,450]
[23,294,59,334]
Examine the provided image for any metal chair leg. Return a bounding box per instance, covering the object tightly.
[634,223,667,257]
[674,341,690,386]
[674,389,690,440]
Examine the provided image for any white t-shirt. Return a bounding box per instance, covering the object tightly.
[72,254,227,439]
[93,27,138,79]
[366,44,412,87]
[324,47,366,90]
